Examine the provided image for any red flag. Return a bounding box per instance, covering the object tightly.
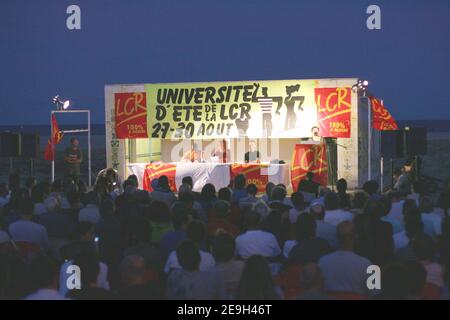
[291,143,328,191]
[44,114,64,161]
[369,96,399,131]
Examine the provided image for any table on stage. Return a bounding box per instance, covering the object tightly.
[128,162,290,192]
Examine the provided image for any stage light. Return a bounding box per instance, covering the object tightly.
[63,100,70,109]
[352,79,369,95]
[52,95,71,110]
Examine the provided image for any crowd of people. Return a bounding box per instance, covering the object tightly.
[0,169,449,300]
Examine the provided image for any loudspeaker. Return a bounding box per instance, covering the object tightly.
[0,132,21,157]
[21,133,40,159]
[380,130,404,158]
[405,127,427,156]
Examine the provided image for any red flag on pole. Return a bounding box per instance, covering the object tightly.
[44,114,64,161]
[369,96,399,131]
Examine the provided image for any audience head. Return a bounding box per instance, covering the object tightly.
[171,202,190,230]
[244,211,261,230]
[44,196,60,213]
[412,234,435,261]
[299,263,324,292]
[77,221,95,242]
[237,255,277,300]
[265,182,275,199]
[246,184,257,197]
[336,178,347,194]
[363,180,379,195]
[157,175,170,190]
[336,221,355,251]
[212,233,235,263]
[306,172,314,181]
[176,240,201,272]
[252,200,271,220]
[29,255,59,292]
[309,200,325,220]
[120,255,147,287]
[218,187,232,202]
[295,213,317,241]
[182,176,193,189]
[324,192,340,211]
[291,192,305,210]
[186,220,206,245]
[213,200,231,219]
[234,174,246,190]
[419,196,434,214]
[201,183,216,200]
[73,245,100,288]
[271,186,287,202]
[404,207,423,239]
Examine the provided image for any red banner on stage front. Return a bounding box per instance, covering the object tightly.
[114,92,148,139]
[291,144,328,192]
[142,163,177,192]
[230,163,269,193]
[315,87,352,138]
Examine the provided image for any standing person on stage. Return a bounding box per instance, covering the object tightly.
[393,166,411,195]
[244,139,260,163]
[182,143,204,163]
[64,137,83,183]
[211,139,229,163]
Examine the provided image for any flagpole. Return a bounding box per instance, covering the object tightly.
[51,111,55,183]
[367,94,372,181]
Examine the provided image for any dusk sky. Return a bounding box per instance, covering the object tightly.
[1,0,449,125]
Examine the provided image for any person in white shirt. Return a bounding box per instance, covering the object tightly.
[25,255,68,300]
[323,192,353,227]
[164,220,215,273]
[318,221,372,296]
[78,191,101,224]
[235,211,281,260]
[387,191,406,223]
[9,201,49,251]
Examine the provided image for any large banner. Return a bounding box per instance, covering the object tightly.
[315,87,352,138]
[115,92,149,139]
[145,80,325,139]
[291,143,328,191]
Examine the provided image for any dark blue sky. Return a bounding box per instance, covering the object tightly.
[1,0,449,125]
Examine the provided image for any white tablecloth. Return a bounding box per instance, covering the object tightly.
[128,162,290,192]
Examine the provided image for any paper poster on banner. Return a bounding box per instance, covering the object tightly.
[291,144,328,191]
[114,92,148,139]
[369,96,399,130]
[315,87,352,138]
[144,80,321,139]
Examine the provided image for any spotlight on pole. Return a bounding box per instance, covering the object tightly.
[352,79,369,95]
[51,95,70,110]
